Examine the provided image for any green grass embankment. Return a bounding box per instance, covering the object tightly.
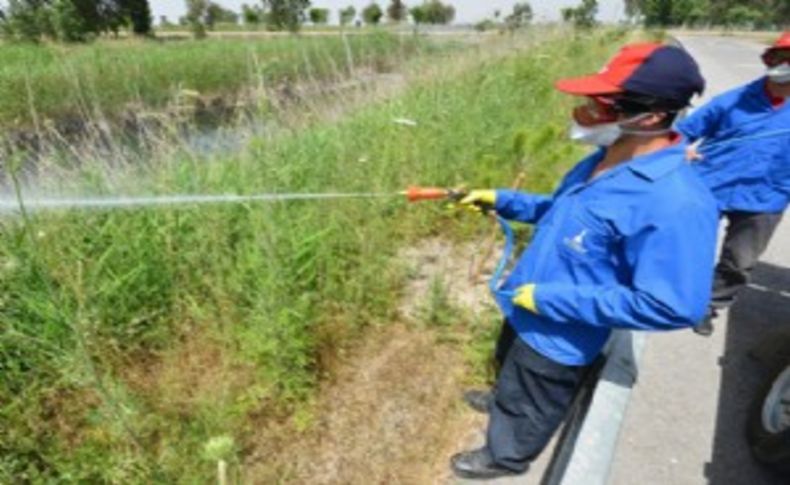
[0,32,426,129]
[0,29,628,482]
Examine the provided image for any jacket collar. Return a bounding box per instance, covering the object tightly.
[625,143,686,181]
[586,141,685,183]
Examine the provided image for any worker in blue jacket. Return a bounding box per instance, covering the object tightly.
[449,43,719,479]
[677,32,790,336]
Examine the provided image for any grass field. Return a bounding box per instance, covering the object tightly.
[0,28,630,482]
[0,32,426,129]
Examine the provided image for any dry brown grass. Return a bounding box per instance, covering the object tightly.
[242,322,478,484]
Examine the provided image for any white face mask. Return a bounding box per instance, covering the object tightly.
[767,64,790,84]
[570,120,622,146]
[569,113,657,146]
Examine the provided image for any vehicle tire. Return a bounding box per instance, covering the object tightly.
[748,363,790,474]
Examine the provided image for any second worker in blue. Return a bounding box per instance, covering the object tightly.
[677,31,790,336]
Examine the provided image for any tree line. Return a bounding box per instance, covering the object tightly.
[0,0,463,41]
[227,0,456,33]
[625,0,789,28]
[0,0,153,41]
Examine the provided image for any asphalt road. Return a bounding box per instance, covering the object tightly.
[609,35,789,485]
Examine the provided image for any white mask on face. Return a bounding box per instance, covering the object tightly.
[569,113,656,146]
[570,120,622,146]
[767,64,790,84]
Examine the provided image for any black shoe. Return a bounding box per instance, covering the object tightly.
[463,389,492,414]
[694,311,716,337]
[450,447,521,480]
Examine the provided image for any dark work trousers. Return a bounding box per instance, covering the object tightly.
[486,321,590,472]
[711,210,783,310]
[494,319,518,370]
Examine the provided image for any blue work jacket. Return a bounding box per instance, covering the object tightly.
[676,77,790,213]
[494,144,719,366]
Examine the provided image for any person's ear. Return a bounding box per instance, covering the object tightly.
[632,112,667,129]
[649,112,665,126]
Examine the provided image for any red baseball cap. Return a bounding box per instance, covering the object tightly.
[768,32,790,51]
[555,42,705,108]
[762,32,790,66]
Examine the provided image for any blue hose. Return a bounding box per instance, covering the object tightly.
[489,215,517,318]
[698,127,790,152]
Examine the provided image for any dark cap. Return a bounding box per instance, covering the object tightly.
[555,43,705,108]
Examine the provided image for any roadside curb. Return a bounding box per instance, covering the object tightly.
[544,331,646,485]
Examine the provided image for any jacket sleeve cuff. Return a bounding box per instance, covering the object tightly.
[494,189,517,213]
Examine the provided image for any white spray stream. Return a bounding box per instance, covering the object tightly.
[0,192,399,213]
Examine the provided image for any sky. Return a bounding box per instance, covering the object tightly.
[150,0,627,25]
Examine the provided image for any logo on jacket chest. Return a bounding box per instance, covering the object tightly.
[563,229,588,254]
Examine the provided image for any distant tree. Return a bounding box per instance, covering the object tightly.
[96,0,126,35]
[241,3,263,25]
[68,0,102,34]
[124,0,152,35]
[263,0,310,32]
[561,6,574,22]
[0,0,161,41]
[631,0,714,27]
[362,2,383,25]
[776,1,790,27]
[683,3,709,27]
[623,0,776,27]
[418,0,454,24]
[505,2,532,30]
[409,5,426,25]
[222,6,240,23]
[624,0,641,20]
[1,0,134,42]
[387,0,407,23]
[205,3,219,27]
[185,0,208,38]
[724,4,767,28]
[51,0,87,41]
[339,5,356,26]
[308,7,329,24]
[1,0,97,41]
[1,0,48,41]
[205,2,238,28]
[474,18,495,31]
[577,0,598,27]
[562,0,597,28]
[642,0,672,26]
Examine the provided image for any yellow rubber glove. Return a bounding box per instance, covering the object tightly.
[459,190,496,213]
[512,284,539,314]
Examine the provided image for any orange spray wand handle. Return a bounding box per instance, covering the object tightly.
[403,186,467,203]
